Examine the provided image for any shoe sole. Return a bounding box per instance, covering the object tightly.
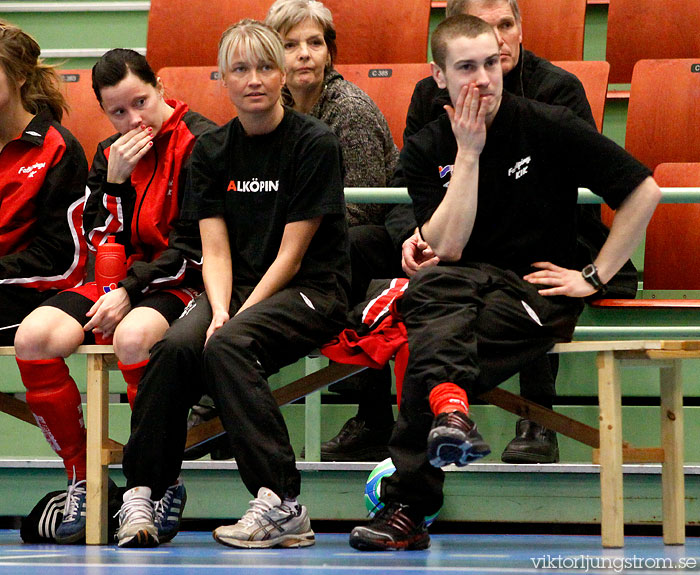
[427,427,491,468]
[349,529,431,551]
[118,528,160,548]
[213,531,316,549]
[55,527,85,545]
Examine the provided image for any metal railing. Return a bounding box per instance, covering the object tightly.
[343,187,700,204]
[1,2,149,11]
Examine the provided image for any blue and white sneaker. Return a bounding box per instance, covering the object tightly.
[154,478,187,543]
[55,474,119,544]
[55,475,87,544]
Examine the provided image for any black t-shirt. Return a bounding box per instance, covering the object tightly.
[403,92,652,278]
[184,107,350,296]
[390,48,597,251]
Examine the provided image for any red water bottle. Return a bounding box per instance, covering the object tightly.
[94,236,127,345]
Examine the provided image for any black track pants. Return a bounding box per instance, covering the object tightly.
[123,284,347,500]
[382,264,582,514]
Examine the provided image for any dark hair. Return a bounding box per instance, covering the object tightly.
[0,19,68,121]
[91,49,157,104]
[431,14,497,70]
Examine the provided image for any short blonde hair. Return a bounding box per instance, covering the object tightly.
[265,0,337,65]
[218,19,285,78]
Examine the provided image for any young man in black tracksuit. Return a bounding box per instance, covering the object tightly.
[329,0,637,465]
[348,14,660,551]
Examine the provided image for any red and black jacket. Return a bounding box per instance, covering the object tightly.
[0,110,88,291]
[83,100,215,304]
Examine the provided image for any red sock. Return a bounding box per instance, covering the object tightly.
[17,357,86,480]
[429,382,469,416]
[118,359,148,410]
[393,341,409,409]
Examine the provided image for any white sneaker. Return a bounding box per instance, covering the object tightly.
[213,487,315,549]
[116,486,159,548]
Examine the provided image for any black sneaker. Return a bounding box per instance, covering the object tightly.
[501,418,559,464]
[183,396,234,461]
[427,411,491,467]
[318,417,392,462]
[349,501,430,551]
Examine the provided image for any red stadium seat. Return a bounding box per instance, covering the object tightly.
[642,163,700,291]
[606,0,700,84]
[592,163,700,308]
[58,70,114,165]
[552,60,609,132]
[601,59,700,227]
[158,67,236,126]
[518,0,586,61]
[146,0,430,74]
[625,60,700,172]
[334,63,432,149]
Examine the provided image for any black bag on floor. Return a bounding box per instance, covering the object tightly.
[20,484,125,543]
[20,490,66,543]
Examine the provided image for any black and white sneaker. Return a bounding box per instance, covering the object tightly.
[116,487,159,548]
[427,411,491,467]
[349,501,430,551]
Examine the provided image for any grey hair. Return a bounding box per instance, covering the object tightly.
[446,0,521,23]
[265,0,338,65]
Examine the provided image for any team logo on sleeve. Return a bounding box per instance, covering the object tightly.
[438,165,453,188]
[18,162,47,178]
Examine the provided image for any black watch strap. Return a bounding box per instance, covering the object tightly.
[582,263,607,295]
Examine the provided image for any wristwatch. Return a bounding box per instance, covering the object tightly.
[582,263,608,295]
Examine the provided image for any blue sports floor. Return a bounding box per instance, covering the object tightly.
[0,530,699,574]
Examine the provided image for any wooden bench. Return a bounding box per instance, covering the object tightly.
[294,339,692,548]
[498,340,691,548]
[4,339,691,547]
[0,345,361,544]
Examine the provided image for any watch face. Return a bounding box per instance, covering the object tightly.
[582,264,602,288]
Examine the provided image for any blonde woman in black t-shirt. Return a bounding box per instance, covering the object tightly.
[115,20,350,550]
